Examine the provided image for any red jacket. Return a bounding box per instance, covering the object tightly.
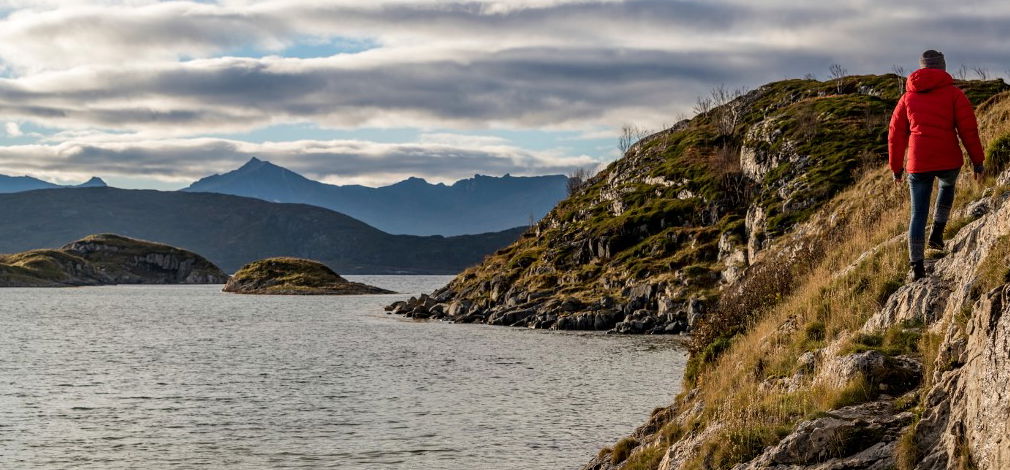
[888,68,984,175]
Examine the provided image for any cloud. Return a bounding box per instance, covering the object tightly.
[0,46,825,134]
[2,1,1010,185]
[4,122,21,136]
[0,136,599,187]
[1,1,1008,136]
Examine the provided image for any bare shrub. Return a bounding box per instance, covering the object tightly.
[829,64,847,94]
[891,64,907,94]
[567,167,592,196]
[955,64,969,81]
[693,96,714,116]
[972,66,989,80]
[618,125,650,154]
[711,85,746,137]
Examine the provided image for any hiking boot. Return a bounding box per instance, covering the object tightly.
[910,261,926,281]
[927,227,945,251]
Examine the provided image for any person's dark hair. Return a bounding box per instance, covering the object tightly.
[920,50,946,70]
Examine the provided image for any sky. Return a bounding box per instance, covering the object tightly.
[1,1,1009,189]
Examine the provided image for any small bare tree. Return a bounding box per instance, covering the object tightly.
[567,167,592,196]
[891,64,907,94]
[973,66,989,80]
[618,125,650,154]
[712,85,745,137]
[955,64,969,81]
[693,96,714,116]
[829,64,848,94]
[803,72,817,80]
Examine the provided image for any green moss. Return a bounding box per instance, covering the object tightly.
[985,133,1010,175]
[611,437,639,464]
[832,376,877,408]
[957,78,1010,107]
[843,322,922,357]
[804,321,826,342]
[971,234,1010,299]
[685,335,732,384]
[620,445,666,470]
[686,424,789,470]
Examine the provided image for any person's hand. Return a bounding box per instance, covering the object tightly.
[973,163,985,183]
[893,172,903,185]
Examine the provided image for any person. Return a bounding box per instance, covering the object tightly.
[888,50,985,281]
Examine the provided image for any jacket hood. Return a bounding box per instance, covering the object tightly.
[907,68,954,93]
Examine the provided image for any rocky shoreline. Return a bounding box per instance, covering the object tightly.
[385,284,704,334]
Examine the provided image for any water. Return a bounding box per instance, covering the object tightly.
[0,276,686,469]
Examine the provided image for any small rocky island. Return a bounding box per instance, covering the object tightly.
[0,233,229,287]
[223,257,394,295]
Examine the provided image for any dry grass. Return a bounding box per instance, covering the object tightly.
[675,165,1006,468]
[971,234,1010,299]
[673,169,911,468]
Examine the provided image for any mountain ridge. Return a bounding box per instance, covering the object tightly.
[0,174,107,193]
[0,187,526,274]
[182,158,569,236]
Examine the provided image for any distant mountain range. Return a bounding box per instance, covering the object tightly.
[182,158,569,236]
[0,188,525,274]
[0,175,106,193]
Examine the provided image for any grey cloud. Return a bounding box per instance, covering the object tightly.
[0,138,597,186]
[2,0,1010,186]
[1,47,832,131]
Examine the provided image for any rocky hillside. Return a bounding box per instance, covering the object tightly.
[0,233,228,286]
[575,87,1010,469]
[392,75,1007,335]
[223,257,393,295]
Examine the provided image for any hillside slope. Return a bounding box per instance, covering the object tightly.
[392,75,1007,334]
[573,87,1010,469]
[0,233,227,286]
[183,157,569,236]
[0,188,524,274]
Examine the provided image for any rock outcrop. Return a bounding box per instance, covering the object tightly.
[223,257,393,295]
[580,158,1010,468]
[388,76,1009,335]
[0,233,228,287]
[573,84,1010,469]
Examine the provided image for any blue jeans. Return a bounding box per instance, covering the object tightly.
[908,168,960,263]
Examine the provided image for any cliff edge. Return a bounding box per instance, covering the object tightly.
[0,233,228,286]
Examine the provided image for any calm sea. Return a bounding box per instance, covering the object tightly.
[0,276,685,469]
